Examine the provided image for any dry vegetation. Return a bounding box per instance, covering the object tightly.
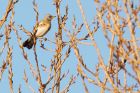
[0,0,140,93]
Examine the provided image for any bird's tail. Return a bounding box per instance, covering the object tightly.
[23,37,34,49]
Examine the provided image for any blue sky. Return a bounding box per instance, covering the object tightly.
[0,0,140,93]
[0,0,99,93]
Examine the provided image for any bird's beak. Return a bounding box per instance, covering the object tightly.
[51,16,56,19]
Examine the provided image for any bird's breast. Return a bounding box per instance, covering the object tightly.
[36,24,51,37]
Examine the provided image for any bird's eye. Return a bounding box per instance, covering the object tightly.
[49,16,52,18]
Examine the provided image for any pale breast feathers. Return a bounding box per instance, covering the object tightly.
[35,21,51,37]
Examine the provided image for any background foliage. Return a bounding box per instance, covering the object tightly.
[0,0,140,93]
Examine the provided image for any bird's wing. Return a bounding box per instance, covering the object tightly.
[35,20,51,37]
[38,20,46,27]
[34,20,45,29]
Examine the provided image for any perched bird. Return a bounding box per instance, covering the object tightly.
[23,14,55,49]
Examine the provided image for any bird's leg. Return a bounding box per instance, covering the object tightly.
[38,37,47,41]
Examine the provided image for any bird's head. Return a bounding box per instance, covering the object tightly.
[45,14,56,21]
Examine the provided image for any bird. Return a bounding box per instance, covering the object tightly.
[23,14,55,49]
